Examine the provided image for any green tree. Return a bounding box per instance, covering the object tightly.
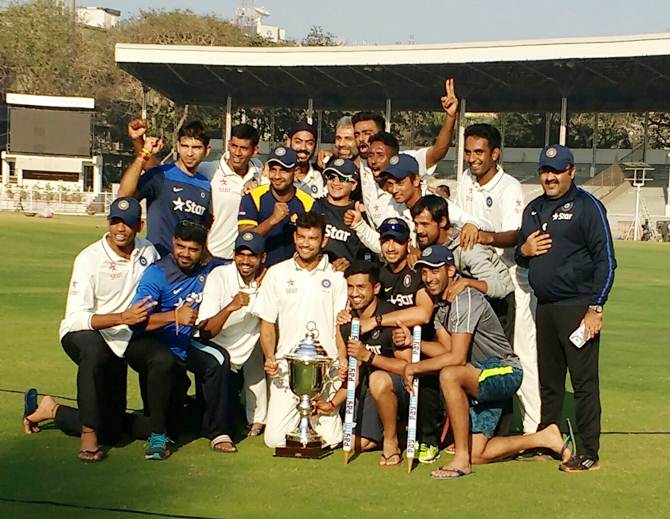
[301,25,338,46]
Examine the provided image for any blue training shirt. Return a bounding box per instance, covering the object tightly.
[131,255,229,361]
[238,185,314,267]
[139,164,212,257]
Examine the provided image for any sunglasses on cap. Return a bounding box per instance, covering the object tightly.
[325,172,355,183]
[177,220,208,232]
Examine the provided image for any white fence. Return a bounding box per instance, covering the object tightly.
[0,185,113,215]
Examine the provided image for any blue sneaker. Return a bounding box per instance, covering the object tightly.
[145,433,173,460]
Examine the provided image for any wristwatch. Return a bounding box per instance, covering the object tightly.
[588,305,603,313]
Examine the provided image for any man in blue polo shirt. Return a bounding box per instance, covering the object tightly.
[238,146,314,266]
[127,221,233,460]
[118,120,212,257]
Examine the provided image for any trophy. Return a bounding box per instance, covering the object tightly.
[275,322,334,459]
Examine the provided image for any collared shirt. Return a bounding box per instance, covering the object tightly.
[456,166,524,266]
[131,256,228,361]
[253,255,348,358]
[200,154,264,259]
[295,163,325,199]
[197,262,261,368]
[359,148,435,229]
[138,163,212,257]
[59,235,159,357]
[238,185,315,267]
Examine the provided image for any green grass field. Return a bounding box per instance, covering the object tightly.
[0,212,669,519]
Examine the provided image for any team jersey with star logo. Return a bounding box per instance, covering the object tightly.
[59,234,159,357]
[131,255,228,361]
[238,185,314,267]
[138,163,212,257]
[379,263,422,308]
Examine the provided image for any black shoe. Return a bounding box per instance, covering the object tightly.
[559,454,600,472]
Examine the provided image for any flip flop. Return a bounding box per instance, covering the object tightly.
[246,423,264,437]
[79,448,104,463]
[380,451,403,468]
[23,388,38,433]
[210,434,237,453]
[430,466,475,480]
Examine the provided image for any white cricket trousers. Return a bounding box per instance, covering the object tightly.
[511,265,542,433]
[242,342,268,425]
[264,359,343,449]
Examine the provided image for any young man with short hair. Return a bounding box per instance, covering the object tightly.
[119,120,213,257]
[253,212,348,449]
[238,146,315,267]
[402,246,570,479]
[24,197,159,463]
[127,221,232,460]
[198,231,268,437]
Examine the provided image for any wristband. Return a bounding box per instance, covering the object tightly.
[327,400,336,412]
[366,352,376,366]
[139,148,153,161]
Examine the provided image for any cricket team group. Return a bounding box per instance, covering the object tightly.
[22,80,617,478]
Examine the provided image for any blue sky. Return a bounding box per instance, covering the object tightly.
[104,0,670,44]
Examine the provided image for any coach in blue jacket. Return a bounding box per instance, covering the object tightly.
[516,144,616,473]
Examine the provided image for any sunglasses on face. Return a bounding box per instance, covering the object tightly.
[325,173,355,183]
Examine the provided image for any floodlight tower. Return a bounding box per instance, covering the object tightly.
[623,162,654,241]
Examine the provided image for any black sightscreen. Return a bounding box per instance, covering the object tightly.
[9,107,91,157]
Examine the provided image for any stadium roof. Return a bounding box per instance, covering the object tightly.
[116,32,670,113]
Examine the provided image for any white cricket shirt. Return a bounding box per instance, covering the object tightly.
[59,235,159,357]
[197,262,261,368]
[200,154,264,259]
[456,166,524,266]
[253,254,347,358]
[295,164,326,199]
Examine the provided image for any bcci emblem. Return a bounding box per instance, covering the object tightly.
[198,275,205,283]
[139,257,147,266]
[486,196,493,207]
[118,199,129,210]
[403,274,412,288]
[275,147,287,156]
[424,246,433,256]
[201,192,206,198]
[562,202,573,211]
[242,232,254,241]
[389,155,400,165]
[334,158,345,166]
[387,218,399,225]
[311,185,318,194]
[321,279,331,289]
[372,329,381,340]
[545,147,558,158]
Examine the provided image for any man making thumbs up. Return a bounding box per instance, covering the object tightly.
[127,221,232,460]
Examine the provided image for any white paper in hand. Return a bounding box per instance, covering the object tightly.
[569,322,587,348]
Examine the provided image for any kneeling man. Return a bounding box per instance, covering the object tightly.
[402,246,570,479]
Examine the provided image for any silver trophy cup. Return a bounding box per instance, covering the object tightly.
[280,324,333,455]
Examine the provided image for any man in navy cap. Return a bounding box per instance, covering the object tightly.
[516,144,616,472]
[401,246,570,479]
[312,158,373,271]
[238,146,315,267]
[286,121,325,198]
[24,197,159,462]
[198,231,269,437]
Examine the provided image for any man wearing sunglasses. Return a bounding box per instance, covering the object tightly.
[198,231,268,438]
[516,145,617,472]
[312,158,374,272]
[127,221,233,460]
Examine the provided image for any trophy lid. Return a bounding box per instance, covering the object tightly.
[285,322,330,362]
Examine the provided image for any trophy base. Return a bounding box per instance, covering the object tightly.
[275,439,332,459]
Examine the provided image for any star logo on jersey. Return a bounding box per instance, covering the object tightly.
[173,197,186,211]
[172,187,184,193]
[287,279,295,287]
[286,278,298,294]
[71,281,78,288]
[108,262,117,272]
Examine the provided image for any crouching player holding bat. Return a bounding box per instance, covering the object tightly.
[401,246,571,479]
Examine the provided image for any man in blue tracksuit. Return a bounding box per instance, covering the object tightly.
[127,221,234,460]
[516,144,616,472]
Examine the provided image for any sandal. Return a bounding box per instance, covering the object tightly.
[79,448,104,463]
[430,466,474,480]
[379,451,403,467]
[246,423,264,437]
[210,434,237,453]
